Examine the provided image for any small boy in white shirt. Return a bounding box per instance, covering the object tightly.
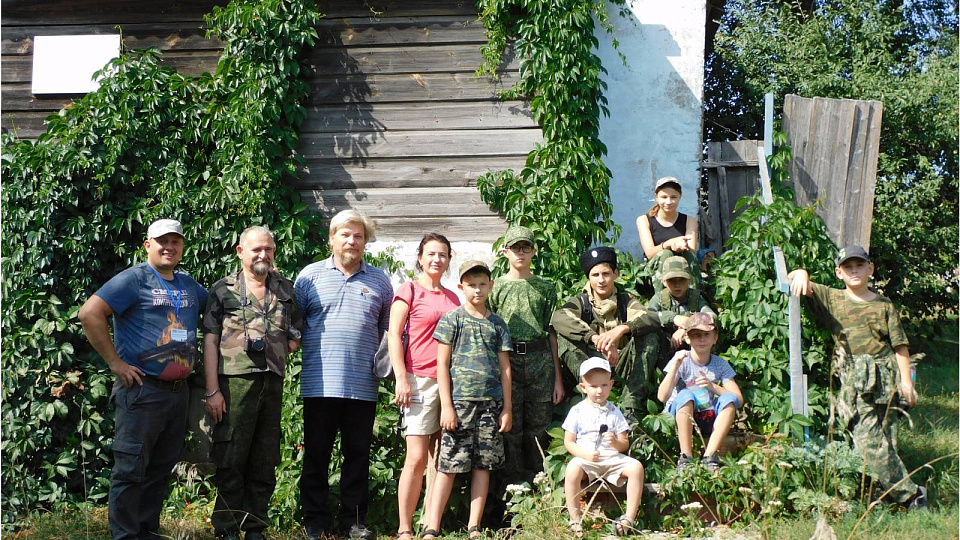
[562,357,644,537]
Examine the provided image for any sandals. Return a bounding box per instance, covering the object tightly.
[396,532,414,540]
[420,530,439,540]
[568,520,583,538]
[468,526,483,539]
[613,515,636,537]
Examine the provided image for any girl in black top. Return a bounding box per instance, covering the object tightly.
[636,176,701,291]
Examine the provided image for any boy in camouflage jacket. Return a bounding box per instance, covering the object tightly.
[640,255,716,375]
[789,245,926,509]
[488,226,564,488]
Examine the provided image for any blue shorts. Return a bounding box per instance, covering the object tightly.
[668,389,739,437]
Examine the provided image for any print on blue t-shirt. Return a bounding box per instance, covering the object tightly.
[95,263,207,380]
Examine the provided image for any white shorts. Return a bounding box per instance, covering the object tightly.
[403,373,440,436]
[568,452,641,487]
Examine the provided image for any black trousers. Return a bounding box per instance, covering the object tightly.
[301,397,376,531]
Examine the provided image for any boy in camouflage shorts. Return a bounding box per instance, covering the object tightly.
[488,226,564,487]
[424,261,514,539]
[789,245,926,509]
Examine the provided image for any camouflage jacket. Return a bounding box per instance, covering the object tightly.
[203,270,303,376]
[646,287,716,327]
[804,283,908,358]
[487,275,557,342]
[551,284,659,353]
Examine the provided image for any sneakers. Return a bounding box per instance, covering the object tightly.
[677,453,693,471]
[701,454,721,472]
[907,486,929,511]
[347,524,375,540]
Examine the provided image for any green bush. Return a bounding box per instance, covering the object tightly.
[1,0,324,527]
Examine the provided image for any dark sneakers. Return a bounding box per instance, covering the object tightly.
[907,486,929,511]
[346,523,375,539]
[701,454,721,472]
[677,453,693,471]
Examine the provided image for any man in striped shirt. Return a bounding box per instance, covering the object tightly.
[294,210,393,540]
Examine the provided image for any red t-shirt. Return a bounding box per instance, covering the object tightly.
[394,281,460,378]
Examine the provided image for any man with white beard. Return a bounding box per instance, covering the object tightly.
[202,225,303,540]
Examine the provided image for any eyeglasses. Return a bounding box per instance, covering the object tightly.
[509,244,533,254]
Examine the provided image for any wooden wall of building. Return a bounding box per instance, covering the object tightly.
[2,0,538,242]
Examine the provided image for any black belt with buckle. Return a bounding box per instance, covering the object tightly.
[513,338,550,355]
[141,375,187,392]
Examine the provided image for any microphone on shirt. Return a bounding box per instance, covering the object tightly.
[595,424,608,450]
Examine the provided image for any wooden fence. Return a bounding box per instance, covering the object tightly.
[782,94,883,248]
[701,140,762,253]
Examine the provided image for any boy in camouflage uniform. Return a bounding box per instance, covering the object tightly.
[552,247,660,415]
[203,227,304,539]
[639,255,716,375]
[424,261,513,539]
[488,226,564,486]
[789,245,926,509]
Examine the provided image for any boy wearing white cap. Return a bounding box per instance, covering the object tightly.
[562,357,644,537]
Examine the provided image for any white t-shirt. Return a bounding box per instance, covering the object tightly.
[662,352,737,409]
[562,398,630,459]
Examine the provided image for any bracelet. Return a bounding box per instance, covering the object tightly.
[205,388,220,398]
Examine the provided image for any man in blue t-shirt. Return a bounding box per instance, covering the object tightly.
[79,219,207,540]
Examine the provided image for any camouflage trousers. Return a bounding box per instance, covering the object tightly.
[834,353,918,504]
[560,332,653,412]
[439,399,505,474]
[503,349,554,484]
[211,372,283,535]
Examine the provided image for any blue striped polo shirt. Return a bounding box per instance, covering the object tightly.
[294,257,393,401]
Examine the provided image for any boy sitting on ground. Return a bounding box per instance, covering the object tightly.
[657,313,743,471]
[563,357,644,538]
[424,261,513,539]
[640,255,716,374]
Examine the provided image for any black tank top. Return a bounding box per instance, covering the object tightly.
[649,213,687,246]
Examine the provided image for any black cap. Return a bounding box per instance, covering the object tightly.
[579,246,618,274]
[836,245,870,266]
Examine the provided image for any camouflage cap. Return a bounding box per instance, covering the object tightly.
[836,245,870,267]
[458,259,491,280]
[503,225,534,247]
[661,256,692,281]
[682,312,716,332]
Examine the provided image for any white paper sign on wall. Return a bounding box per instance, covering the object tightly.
[31,35,121,94]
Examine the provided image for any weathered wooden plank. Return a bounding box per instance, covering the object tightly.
[317,16,486,47]
[318,0,479,19]
[0,110,49,138]
[2,50,220,83]
[369,216,507,242]
[307,44,516,75]
[2,23,221,55]
[857,102,882,247]
[295,156,528,189]
[784,94,814,207]
[308,71,520,104]
[1,84,75,111]
[302,101,533,133]
[1,0,229,25]
[305,186,495,218]
[297,128,541,159]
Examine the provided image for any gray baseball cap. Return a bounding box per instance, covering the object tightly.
[147,219,184,239]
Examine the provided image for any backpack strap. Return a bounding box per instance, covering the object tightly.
[579,292,592,325]
[580,290,632,328]
[689,288,701,312]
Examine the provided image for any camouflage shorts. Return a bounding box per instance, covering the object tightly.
[438,399,505,474]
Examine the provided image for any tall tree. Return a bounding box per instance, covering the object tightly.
[709,0,958,318]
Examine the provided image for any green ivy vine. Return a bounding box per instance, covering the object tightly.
[475,0,626,294]
[1,0,324,525]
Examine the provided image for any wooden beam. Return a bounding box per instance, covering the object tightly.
[297,128,542,159]
[301,101,533,133]
[295,156,527,189]
[2,23,222,56]
[317,16,486,47]
[306,44,518,75]
[308,71,521,104]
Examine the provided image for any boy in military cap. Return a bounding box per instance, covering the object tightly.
[639,255,716,375]
[551,247,659,414]
[488,226,564,491]
[788,245,926,509]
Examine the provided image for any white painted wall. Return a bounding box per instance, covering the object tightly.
[597,0,706,257]
[369,1,705,269]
